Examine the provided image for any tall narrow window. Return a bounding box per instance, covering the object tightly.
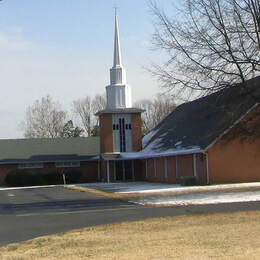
[119,118,126,152]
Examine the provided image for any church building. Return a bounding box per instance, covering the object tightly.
[0,12,260,186]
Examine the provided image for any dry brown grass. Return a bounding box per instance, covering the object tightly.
[1,211,260,259]
[65,185,139,200]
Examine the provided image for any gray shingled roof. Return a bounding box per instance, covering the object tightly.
[0,137,100,164]
[143,76,260,153]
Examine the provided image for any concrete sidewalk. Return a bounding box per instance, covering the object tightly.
[75,182,260,206]
[76,181,260,194]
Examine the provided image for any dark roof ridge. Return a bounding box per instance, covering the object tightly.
[0,136,98,142]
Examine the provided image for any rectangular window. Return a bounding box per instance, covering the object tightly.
[55,161,80,168]
[119,118,126,152]
[18,163,43,169]
[113,124,116,130]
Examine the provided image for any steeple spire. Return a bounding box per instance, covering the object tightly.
[109,10,126,86]
[113,8,122,67]
[106,9,132,109]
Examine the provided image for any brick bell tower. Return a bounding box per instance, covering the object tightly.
[96,11,144,154]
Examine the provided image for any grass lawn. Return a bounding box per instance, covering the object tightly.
[1,211,260,259]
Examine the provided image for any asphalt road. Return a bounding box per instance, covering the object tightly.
[1,186,260,247]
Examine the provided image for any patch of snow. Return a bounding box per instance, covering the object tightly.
[137,190,260,206]
[76,182,260,206]
[174,141,182,146]
[142,128,160,148]
[78,181,260,195]
[120,147,202,160]
[0,184,64,191]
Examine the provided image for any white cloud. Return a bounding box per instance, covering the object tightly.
[0,30,34,51]
[7,26,24,34]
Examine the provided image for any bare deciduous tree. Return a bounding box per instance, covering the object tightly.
[73,94,106,136]
[134,93,176,135]
[21,95,67,138]
[150,0,260,99]
[73,96,92,136]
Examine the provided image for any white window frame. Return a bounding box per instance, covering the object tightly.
[55,161,80,168]
[18,163,44,169]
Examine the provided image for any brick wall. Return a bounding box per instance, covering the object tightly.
[166,156,177,183]
[177,155,194,178]
[208,104,260,184]
[99,114,113,153]
[208,139,260,183]
[132,113,142,151]
[195,154,208,185]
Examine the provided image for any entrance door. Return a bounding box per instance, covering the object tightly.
[125,161,133,180]
[115,161,123,181]
[115,161,133,181]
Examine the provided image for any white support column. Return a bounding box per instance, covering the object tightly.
[164,157,168,179]
[131,160,135,181]
[193,154,197,177]
[107,160,110,183]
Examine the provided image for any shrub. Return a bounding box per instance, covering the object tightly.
[43,172,63,185]
[180,176,198,186]
[5,170,44,187]
[64,170,82,184]
[5,168,82,187]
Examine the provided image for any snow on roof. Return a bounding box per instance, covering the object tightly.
[142,128,160,148]
[119,147,202,160]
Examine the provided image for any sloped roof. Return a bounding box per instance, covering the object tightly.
[143,76,260,153]
[0,137,100,164]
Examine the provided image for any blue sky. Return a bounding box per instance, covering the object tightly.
[0,0,175,138]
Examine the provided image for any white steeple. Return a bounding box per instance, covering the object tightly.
[106,10,132,109]
[113,12,122,67]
